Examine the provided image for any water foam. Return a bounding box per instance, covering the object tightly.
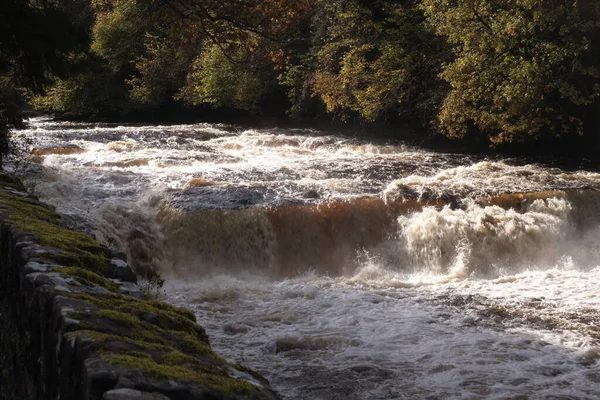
[384,161,600,202]
[166,272,600,400]
[396,198,572,275]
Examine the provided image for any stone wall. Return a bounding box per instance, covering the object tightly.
[0,173,279,400]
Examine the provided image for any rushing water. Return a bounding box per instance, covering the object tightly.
[12,117,600,399]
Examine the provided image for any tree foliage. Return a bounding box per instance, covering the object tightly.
[28,0,600,147]
[0,0,90,165]
[303,0,448,123]
[176,43,273,111]
[1,0,88,92]
[423,0,600,143]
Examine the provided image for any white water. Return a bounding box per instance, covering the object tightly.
[11,117,600,399]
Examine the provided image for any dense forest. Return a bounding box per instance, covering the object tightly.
[2,0,600,153]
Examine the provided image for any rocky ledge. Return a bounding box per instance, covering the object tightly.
[0,173,279,400]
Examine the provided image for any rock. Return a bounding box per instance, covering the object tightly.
[103,388,170,400]
[31,145,84,156]
[304,189,320,199]
[88,364,119,395]
[87,285,113,295]
[26,272,75,290]
[110,249,128,262]
[23,261,48,274]
[116,281,144,299]
[105,258,137,283]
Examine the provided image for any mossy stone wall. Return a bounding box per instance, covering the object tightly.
[0,173,279,400]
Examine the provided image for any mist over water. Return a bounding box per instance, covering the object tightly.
[12,117,600,399]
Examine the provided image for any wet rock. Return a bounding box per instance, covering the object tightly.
[223,323,250,334]
[23,261,48,274]
[87,285,114,295]
[31,144,84,156]
[89,364,119,395]
[304,189,320,199]
[105,258,137,283]
[110,249,128,262]
[116,281,144,299]
[59,213,97,237]
[26,271,75,290]
[173,186,280,210]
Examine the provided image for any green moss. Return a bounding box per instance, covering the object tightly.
[124,350,154,360]
[0,189,110,274]
[70,293,124,308]
[104,353,259,392]
[70,293,205,338]
[174,331,215,356]
[66,291,258,392]
[162,349,197,365]
[67,330,167,352]
[67,329,123,343]
[69,292,211,355]
[71,293,189,318]
[145,300,196,323]
[0,190,60,220]
[229,361,254,375]
[96,309,145,327]
[51,267,119,292]
[131,327,165,344]
[124,305,199,334]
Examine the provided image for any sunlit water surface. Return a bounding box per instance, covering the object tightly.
[11,117,600,399]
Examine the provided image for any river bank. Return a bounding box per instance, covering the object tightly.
[0,171,279,400]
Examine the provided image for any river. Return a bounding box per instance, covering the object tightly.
[10,117,600,399]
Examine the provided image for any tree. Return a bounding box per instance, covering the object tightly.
[176,43,274,111]
[294,0,448,124]
[423,0,600,144]
[38,0,309,115]
[0,0,90,166]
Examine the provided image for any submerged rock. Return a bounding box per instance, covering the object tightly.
[31,144,85,155]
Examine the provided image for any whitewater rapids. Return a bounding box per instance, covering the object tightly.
[10,117,600,399]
